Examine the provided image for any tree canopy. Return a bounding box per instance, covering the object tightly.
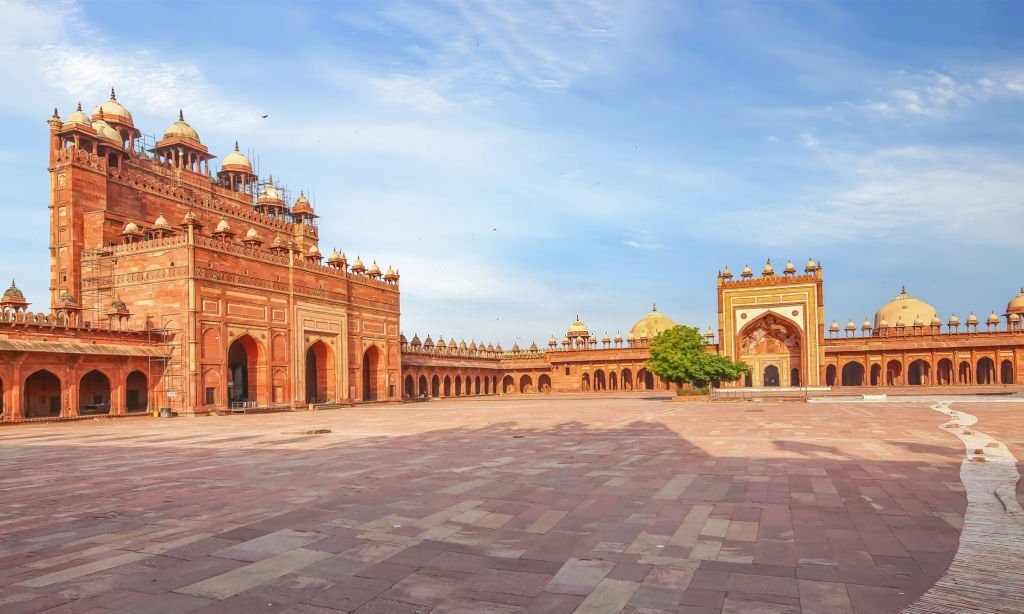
[646,325,750,388]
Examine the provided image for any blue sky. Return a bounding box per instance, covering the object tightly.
[1,0,1022,346]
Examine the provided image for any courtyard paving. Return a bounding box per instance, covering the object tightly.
[0,394,1016,613]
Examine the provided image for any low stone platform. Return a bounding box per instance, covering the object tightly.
[0,395,1017,613]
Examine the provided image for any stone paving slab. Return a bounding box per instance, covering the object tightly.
[0,395,1011,612]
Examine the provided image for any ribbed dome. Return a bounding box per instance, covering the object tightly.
[630,304,676,339]
[437,338,447,349]
[122,221,141,235]
[92,88,133,124]
[511,343,520,352]
[1006,288,1024,316]
[154,214,169,229]
[423,335,434,347]
[111,296,128,311]
[163,110,200,142]
[874,287,937,331]
[2,280,25,301]
[214,218,231,233]
[91,120,122,146]
[221,141,252,170]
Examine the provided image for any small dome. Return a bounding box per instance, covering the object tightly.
[987,311,1000,325]
[602,332,611,343]
[214,218,231,233]
[92,88,133,124]
[862,318,872,330]
[495,343,503,352]
[721,266,732,279]
[400,333,407,344]
[845,319,856,331]
[271,235,285,248]
[741,265,753,278]
[930,315,942,326]
[258,176,284,203]
[627,332,636,341]
[245,228,259,240]
[59,291,76,305]
[423,335,434,347]
[351,256,365,272]
[437,338,447,349]
[562,336,570,345]
[704,327,714,338]
[122,221,141,235]
[384,266,397,280]
[410,334,421,347]
[469,341,477,350]
[111,296,127,311]
[182,210,199,225]
[154,214,169,229]
[548,336,556,346]
[967,312,979,325]
[949,314,961,326]
[805,258,817,272]
[486,344,494,351]
[221,141,252,170]
[2,280,25,301]
[874,287,937,331]
[762,259,774,276]
[784,260,796,274]
[292,192,314,215]
[614,332,623,342]
[511,343,520,352]
[65,102,91,127]
[631,304,676,339]
[829,321,840,332]
[1005,288,1024,316]
[163,110,200,142]
[568,316,588,334]
[91,120,122,146]
[368,261,381,275]
[530,342,538,351]
[459,340,468,350]
[1010,313,1021,323]
[912,316,924,327]
[308,244,320,255]
[879,319,889,328]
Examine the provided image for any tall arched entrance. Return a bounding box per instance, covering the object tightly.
[228,335,262,405]
[519,375,533,393]
[908,360,930,385]
[79,370,111,415]
[419,375,429,396]
[1001,360,1014,384]
[738,313,802,387]
[621,368,633,391]
[305,341,335,403]
[594,370,606,391]
[362,345,381,401]
[126,370,148,412]
[977,357,995,385]
[432,375,441,397]
[502,375,514,393]
[24,370,61,418]
[841,362,865,386]
[539,374,552,392]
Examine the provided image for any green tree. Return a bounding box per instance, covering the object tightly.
[646,325,750,389]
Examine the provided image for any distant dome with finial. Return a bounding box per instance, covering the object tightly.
[410,334,421,347]
[1005,288,1024,316]
[602,332,610,343]
[2,280,25,301]
[154,214,169,229]
[987,311,1000,325]
[845,319,855,331]
[182,210,199,225]
[258,176,284,203]
[384,265,398,281]
[762,259,774,276]
[805,258,817,273]
[721,266,733,279]
[111,296,127,311]
[245,227,259,240]
[351,256,365,273]
[423,335,434,348]
[122,221,141,235]
[631,303,676,339]
[548,335,556,346]
[66,102,90,127]
[874,286,936,331]
[561,336,570,346]
[862,318,872,330]
[784,260,796,274]
[627,332,636,342]
[511,342,520,352]
[214,218,231,233]
[327,248,343,264]
[92,87,133,123]
[930,315,942,327]
[221,141,252,171]
[614,331,623,343]
[368,261,381,276]
[437,337,447,349]
[1010,313,1021,323]
[568,315,589,336]
[829,321,840,332]
[967,312,978,325]
[308,244,320,256]
[164,109,200,142]
[741,265,753,278]
[292,191,314,214]
[949,314,960,326]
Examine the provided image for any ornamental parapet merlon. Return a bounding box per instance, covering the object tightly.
[720,272,820,287]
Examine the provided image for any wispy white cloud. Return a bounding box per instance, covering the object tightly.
[863,68,1024,119]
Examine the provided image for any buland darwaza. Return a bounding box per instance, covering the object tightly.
[0,92,1022,421]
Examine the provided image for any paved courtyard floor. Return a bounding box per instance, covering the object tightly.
[0,394,1019,613]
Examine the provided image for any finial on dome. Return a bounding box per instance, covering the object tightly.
[76,102,82,112]
[900,285,907,295]
[52,107,59,118]
[178,109,184,121]
[652,302,657,312]
[110,87,116,101]
[234,140,239,151]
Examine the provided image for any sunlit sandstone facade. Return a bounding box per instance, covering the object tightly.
[2,94,1023,422]
[402,259,1024,397]
[1,91,401,420]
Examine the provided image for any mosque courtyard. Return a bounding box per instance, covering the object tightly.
[0,395,1021,613]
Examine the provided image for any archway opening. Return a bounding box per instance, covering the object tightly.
[455,375,462,397]
[908,359,929,386]
[609,371,618,391]
[404,375,415,398]
[765,365,781,387]
[1001,360,1014,384]
[958,361,972,385]
[484,376,490,395]
[475,376,481,395]
[519,374,533,393]
[870,363,881,386]
[841,362,865,386]
[977,357,995,385]
[79,370,111,415]
[790,368,800,387]
[25,370,61,418]
[621,368,633,391]
[126,370,148,412]
[362,345,381,400]
[539,374,552,392]
[419,375,429,397]
[432,375,441,397]
[824,365,836,387]
[305,341,334,403]
[886,360,902,386]
[637,368,654,390]
[581,372,590,391]
[738,313,802,388]
[228,335,261,404]
[443,375,452,396]
[594,370,606,391]
[937,359,953,385]
[502,375,514,394]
